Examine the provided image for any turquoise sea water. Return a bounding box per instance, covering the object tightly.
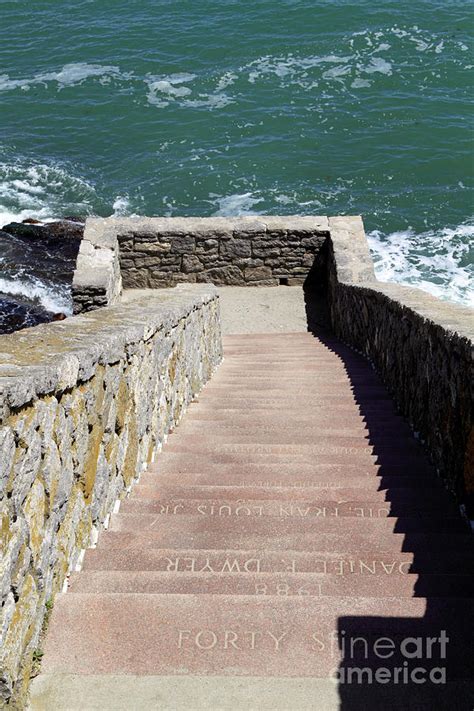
[0,1,473,307]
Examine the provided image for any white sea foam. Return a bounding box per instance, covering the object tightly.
[367,223,474,307]
[322,65,352,80]
[145,72,233,110]
[212,193,264,216]
[112,195,139,217]
[184,93,234,109]
[0,206,54,228]
[238,40,398,93]
[351,78,372,89]
[0,276,72,314]
[245,53,353,86]
[0,158,96,228]
[146,73,196,106]
[374,43,391,53]
[410,37,430,52]
[216,72,237,91]
[0,63,123,92]
[210,185,472,306]
[363,57,393,76]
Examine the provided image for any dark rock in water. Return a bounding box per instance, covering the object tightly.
[0,295,52,334]
[1,219,84,269]
[63,215,87,224]
[0,218,85,334]
[2,219,84,248]
[22,218,43,224]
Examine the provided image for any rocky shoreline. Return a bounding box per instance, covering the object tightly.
[0,218,84,334]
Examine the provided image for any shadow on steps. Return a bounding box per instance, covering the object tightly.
[303,286,474,709]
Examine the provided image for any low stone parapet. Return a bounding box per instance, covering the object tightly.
[0,284,222,705]
[71,219,122,314]
[71,216,329,307]
[327,216,473,514]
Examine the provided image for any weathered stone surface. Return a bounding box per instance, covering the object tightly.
[0,285,222,706]
[72,219,122,314]
[244,266,273,282]
[197,266,245,286]
[170,235,195,255]
[181,255,202,273]
[220,239,252,259]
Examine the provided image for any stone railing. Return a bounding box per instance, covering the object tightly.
[0,285,222,706]
[327,216,473,516]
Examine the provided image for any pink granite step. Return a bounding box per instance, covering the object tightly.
[39,594,474,678]
[108,511,468,536]
[166,432,423,451]
[196,395,395,406]
[192,405,403,417]
[100,525,474,554]
[176,421,414,438]
[149,449,432,468]
[81,548,474,576]
[119,497,458,520]
[205,384,389,394]
[132,484,456,507]
[67,570,474,598]
[162,444,430,469]
[184,409,409,425]
[215,377,377,387]
[151,450,433,478]
[220,360,372,368]
[183,419,411,437]
[140,471,438,491]
[209,385,382,393]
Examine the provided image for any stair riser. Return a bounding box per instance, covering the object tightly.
[100,529,473,554]
[140,473,438,489]
[163,445,428,465]
[109,512,468,535]
[185,410,408,423]
[120,499,457,520]
[150,455,433,474]
[132,484,454,507]
[179,422,412,436]
[177,422,412,436]
[82,548,474,576]
[167,434,423,451]
[150,453,431,467]
[67,571,474,598]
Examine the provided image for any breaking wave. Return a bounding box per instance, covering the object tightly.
[367,222,474,307]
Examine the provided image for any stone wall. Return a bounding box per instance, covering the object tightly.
[327,216,474,515]
[0,285,222,706]
[72,219,122,314]
[91,216,329,290]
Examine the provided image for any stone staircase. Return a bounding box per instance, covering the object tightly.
[30,333,474,710]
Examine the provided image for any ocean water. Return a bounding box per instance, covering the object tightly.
[0,0,473,312]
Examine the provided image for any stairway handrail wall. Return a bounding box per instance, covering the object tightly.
[327,216,473,515]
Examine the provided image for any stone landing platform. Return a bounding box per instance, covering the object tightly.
[29,328,474,710]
